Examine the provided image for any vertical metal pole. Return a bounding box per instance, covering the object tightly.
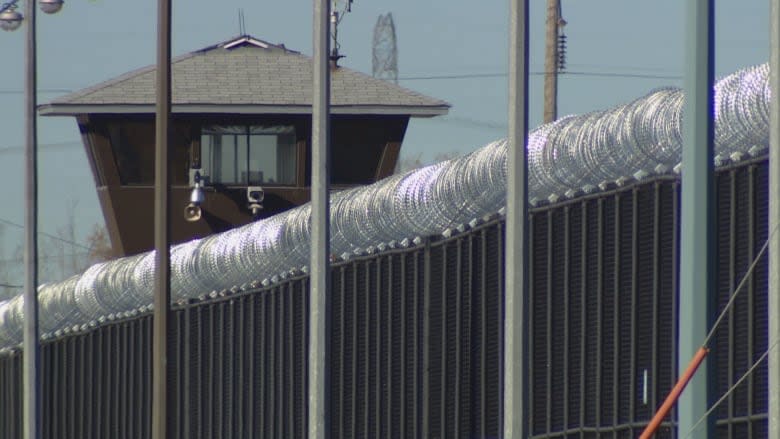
[768,0,780,436]
[678,0,714,437]
[23,0,40,437]
[152,0,172,438]
[504,0,530,437]
[309,0,331,437]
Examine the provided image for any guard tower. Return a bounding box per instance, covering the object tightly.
[40,35,449,256]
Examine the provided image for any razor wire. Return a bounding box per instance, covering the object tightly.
[0,63,772,349]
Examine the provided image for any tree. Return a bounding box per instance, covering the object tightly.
[85,223,116,264]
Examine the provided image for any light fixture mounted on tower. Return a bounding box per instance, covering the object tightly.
[0,4,23,31]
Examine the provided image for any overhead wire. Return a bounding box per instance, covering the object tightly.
[0,69,685,95]
[399,70,683,81]
[702,223,779,348]
[0,140,82,152]
[683,337,780,438]
[0,88,73,95]
[643,224,778,437]
[0,217,92,251]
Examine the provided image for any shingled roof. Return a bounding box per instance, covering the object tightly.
[39,35,449,117]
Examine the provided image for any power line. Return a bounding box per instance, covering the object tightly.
[0,88,73,95]
[0,140,82,153]
[399,70,683,81]
[0,252,91,264]
[0,217,92,251]
[0,283,22,289]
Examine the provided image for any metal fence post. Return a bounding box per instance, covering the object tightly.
[22,0,40,436]
[768,0,780,436]
[678,0,715,437]
[309,0,331,437]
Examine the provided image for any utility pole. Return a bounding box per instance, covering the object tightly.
[543,0,563,124]
[152,0,172,438]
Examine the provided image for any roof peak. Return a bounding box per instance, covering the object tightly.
[195,35,299,54]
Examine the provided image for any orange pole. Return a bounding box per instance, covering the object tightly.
[639,346,709,439]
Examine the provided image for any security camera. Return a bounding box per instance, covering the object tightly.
[184,171,205,222]
[247,186,264,216]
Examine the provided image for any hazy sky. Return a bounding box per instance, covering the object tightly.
[0,0,771,283]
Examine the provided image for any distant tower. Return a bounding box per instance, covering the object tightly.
[372,13,398,83]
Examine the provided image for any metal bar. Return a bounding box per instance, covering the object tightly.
[129,320,138,437]
[351,266,358,438]
[386,257,393,439]
[183,309,191,439]
[376,257,384,438]
[219,304,228,438]
[288,288,296,439]
[338,267,345,437]
[22,0,40,435]
[400,253,407,437]
[596,199,604,434]
[546,212,553,435]
[528,213,539,437]
[70,338,77,438]
[440,244,448,437]
[747,166,756,436]
[273,292,280,438]
[119,326,128,439]
[630,190,638,429]
[528,216,535,434]
[114,326,121,438]
[208,308,216,437]
[413,253,421,439]
[464,234,481,430]
[152,0,172,437]
[97,329,105,438]
[671,182,681,429]
[364,262,371,438]
[678,0,715,437]
[729,171,737,437]
[504,0,531,435]
[613,195,621,434]
[247,296,256,437]
[563,207,570,432]
[769,0,780,435]
[422,244,431,439]
[309,0,331,436]
[579,202,588,433]
[49,342,58,437]
[478,231,486,438]
[460,239,467,438]
[651,184,661,414]
[260,296,267,436]
[498,221,506,437]
[280,288,288,438]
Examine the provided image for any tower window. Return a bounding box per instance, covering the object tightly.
[200,125,297,185]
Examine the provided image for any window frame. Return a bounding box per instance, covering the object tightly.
[199,123,299,187]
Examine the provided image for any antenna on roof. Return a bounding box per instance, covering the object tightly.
[330,0,354,67]
[238,8,246,36]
